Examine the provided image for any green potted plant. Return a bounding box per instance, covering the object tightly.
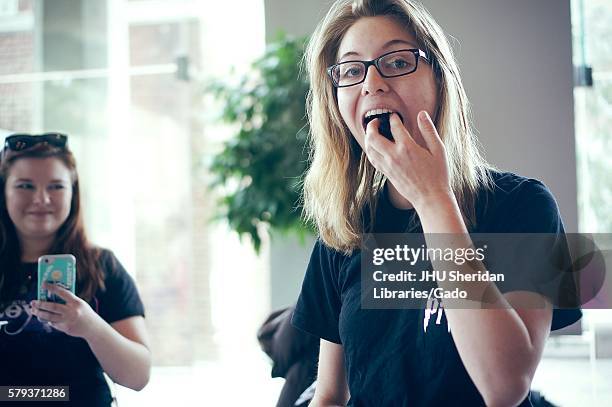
[207,34,312,252]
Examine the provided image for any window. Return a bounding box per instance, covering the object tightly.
[0,0,280,404]
[573,0,612,234]
[572,0,612,326]
[533,1,612,405]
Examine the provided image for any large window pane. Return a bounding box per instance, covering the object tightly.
[0,0,278,404]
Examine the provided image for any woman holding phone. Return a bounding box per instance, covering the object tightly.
[292,0,581,406]
[0,133,150,406]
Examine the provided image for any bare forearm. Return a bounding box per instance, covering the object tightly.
[416,195,543,405]
[313,340,350,407]
[446,307,539,403]
[309,401,346,407]
[311,389,348,407]
[85,318,151,390]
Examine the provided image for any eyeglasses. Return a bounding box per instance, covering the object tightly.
[327,48,429,88]
[3,133,68,151]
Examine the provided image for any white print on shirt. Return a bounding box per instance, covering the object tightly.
[0,300,51,335]
[423,296,451,333]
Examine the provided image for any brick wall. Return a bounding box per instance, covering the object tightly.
[0,30,34,131]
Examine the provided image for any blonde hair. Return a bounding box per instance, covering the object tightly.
[302,0,493,254]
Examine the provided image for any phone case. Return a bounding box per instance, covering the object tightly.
[37,254,76,303]
[378,114,394,141]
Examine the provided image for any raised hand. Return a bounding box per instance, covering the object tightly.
[31,283,102,339]
[364,110,453,211]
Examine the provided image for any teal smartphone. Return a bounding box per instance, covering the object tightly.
[37,254,76,304]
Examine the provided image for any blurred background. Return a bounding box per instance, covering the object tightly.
[0,0,610,405]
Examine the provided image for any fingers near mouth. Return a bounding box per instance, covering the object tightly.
[364,112,403,141]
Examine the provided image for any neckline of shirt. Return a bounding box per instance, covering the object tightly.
[382,182,416,213]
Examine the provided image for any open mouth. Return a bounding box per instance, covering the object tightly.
[363,109,404,141]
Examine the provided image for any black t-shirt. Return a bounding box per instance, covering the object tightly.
[292,171,582,407]
[0,249,145,407]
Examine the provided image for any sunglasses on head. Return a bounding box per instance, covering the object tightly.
[4,133,68,151]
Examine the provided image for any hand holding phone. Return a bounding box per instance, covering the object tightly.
[37,254,76,304]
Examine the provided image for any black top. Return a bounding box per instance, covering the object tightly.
[292,171,582,407]
[0,249,145,407]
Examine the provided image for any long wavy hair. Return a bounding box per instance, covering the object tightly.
[0,143,104,306]
[302,0,493,253]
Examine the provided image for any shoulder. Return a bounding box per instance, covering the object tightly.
[96,248,122,270]
[91,247,145,320]
[305,238,356,294]
[96,247,117,264]
[476,170,563,232]
[310,239,349,274]
[92,247,131,284]
[488,170,550,197]
[490,170,558,211]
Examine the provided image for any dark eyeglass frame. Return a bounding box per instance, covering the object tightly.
[3,133,68,152]
[327,48,430,88]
